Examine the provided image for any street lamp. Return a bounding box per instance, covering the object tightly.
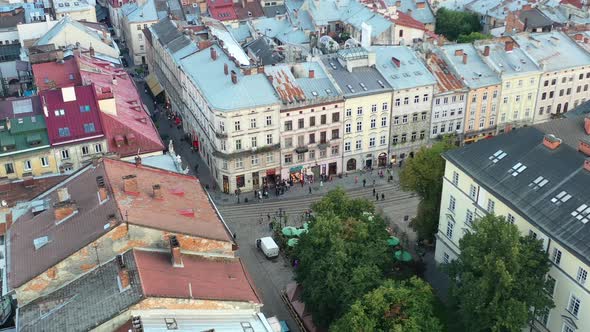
[276,208,287,228]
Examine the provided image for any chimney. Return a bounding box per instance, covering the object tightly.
[462,53,468,64]
[575,33,584,41]
[108,213,118,227]
[152,184,163,200]
[122,175,139,195]
[5,211,12,230]
[224,63,229,75]
[522,4,532,10]
[391,56,401,68]
[132,316,143,332]
[483,45,490,56]
[395,0,400,6]
[210,47,217,61]
[117,255,130,289]
[543,134,562,150]
[134,155,142,167]
[578,139,590,156]
[57,187,70,202]
[231,70,238,84]
[53,201,77,223]
[89,46,95,57]
[585,116,590,134]
[112,75,117,85]
[505,40,514,52]
[584,158,590,172]
[308,69,315,78]
[416,1,425,9]
[98,186,108,202]
[454,49,463,56]
[169,235,183,267]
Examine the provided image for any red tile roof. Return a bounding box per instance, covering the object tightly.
[426,53,465,92]
[561,0,583,8]
[392,11,427,31]
[133,250,260,303]
[32,59,82,91]
[40,85,105,146]
[103,158,233,242]
[76,54,164,157]
[208,0,237,21]
[0,175,68,207]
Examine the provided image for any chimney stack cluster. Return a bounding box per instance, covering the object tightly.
[543,134,562,150]
[53,187,77,223]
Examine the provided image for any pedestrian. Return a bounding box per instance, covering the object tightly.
[269,222,273,231]
[355,176,358,184]
[372,179,376,187]
[372,188,376,195]
[300,179,304,187]
[258,215,263,225]
[362,179,366,187]
[309,186,312,194]
[320,180,323,187]
[375,194,379,201]
[267,213,271,221]
[381,193,384,200]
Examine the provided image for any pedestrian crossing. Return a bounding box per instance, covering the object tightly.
[217,183,417,221]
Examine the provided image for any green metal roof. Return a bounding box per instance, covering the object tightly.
[0,116,50,156]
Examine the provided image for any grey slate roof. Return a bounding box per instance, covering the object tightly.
[519,9,554,29]
[444,124,590,265]
[565,100,590,118]
[321,55,391,97]
[18,250,143,332]
[150,17,191,53]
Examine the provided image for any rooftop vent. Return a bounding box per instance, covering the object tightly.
[33,236,49,250]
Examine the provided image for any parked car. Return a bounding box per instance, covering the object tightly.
[256,237,279,258]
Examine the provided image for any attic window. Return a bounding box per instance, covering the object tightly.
[529,176,549,190]
[571,204,590,224]
[33,236,49,250]
[551,191,572,205]
[489,149,507,163]
[509,162,527,176]
[165,318,178,330]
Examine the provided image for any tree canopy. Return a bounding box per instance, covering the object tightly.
[399,136,456,240]
[435,8,482,41]
[330,277,443,332]
[294,189,391,327]
[456,32,492,43]
[446,215,554,331]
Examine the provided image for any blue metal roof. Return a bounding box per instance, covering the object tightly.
[180,45,279,111]
[512,31,590,72]
[371,45,437,90]
[440,43,501,89]
[384,0,435,25]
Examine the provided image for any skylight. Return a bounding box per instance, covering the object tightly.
[489,149,507,163]
[33,236,49,250]
[551,191,572,205]
[529,176,549,190]
[510,162,527,176]
[571,204,590,224]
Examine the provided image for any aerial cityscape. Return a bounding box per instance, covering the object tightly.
[0,0,588,330]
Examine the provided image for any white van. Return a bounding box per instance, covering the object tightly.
[256,237,279,258]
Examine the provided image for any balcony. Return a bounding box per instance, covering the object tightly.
[215,131,228,139]
[295,146,308,154]
[212,143,280,158]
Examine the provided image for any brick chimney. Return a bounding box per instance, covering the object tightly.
[416,1,425,9]
[584,116,590,134]
[462,53,468,64]
[505,40,514,52]
[169,235,183,267]
[391,56,401,68]
[152,184,163,200]
[57,187,70,202]
[116,254,130,290]
[575,33,584,41]
[578,139,590,156]
[134,155,142,167]
[122,175,139,195]
[543,134,562,150]
[395,0,400,6]
[231,70,238,84]
[309,69,315,78]
[54,200,77,223]
[89,46,95,57]
[584,158,590,172]
[224,63,229,75]
[210,47,217,61]
[483,45,490,56]
[454,49,463,56]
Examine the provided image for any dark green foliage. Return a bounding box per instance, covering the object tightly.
[435,8,482,41]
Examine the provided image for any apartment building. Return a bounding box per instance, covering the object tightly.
[121,0,159,65]
[322,47,393,171]
[265,62,344,181]
[476,40,541,131]
[372,46,436,163]
[425,52,468,140]
[0,97,58,179]
[434,116,590,332]
[512,31,590,123]
[51,0,97,22]
[440,44,501,144]
[178,45,281,193]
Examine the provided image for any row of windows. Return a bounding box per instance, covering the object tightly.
[232,134,274,151]
[57,123,96,137]
[502,93,533,104]
[433,108,462,119]
[435,94,464,105]
[285,130,338,147]
[505,77,536,88]
[499,109,532,122]
[392,131,426,144]
[471,90,498,103]
[222,153,275,170]
[432,122,461,135]
[393,112,427,125]
[284,147,339,164]
[467,116,495,131]
[344,136,387,151]
[543,73,590,87]
[284,113,338,131]
[4,157,50,174]
[345,118,387,133]
[395,94,429,106]
[60,143,103,160]
[541,85,588,100]
[226,116,273,132]
[345,103,388,117]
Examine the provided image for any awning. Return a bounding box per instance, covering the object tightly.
[289,165,303,173]
[145,73,163,96]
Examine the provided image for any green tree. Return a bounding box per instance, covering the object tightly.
[295,189,392,327]
[330,277,443,332]
[399,136,456,240]
[457,32,492,43]
[435,8,482,41]
[446,215,554,332]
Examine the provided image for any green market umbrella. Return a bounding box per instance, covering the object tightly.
[303,222,310,230]
[294,228,308,237]
[394,250,413,262]
[287,238,299,247]
[387,236,400,247]
[282,226,298,237]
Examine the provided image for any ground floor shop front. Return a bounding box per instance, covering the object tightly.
[279,158,341,185]
[343,150,389,172]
